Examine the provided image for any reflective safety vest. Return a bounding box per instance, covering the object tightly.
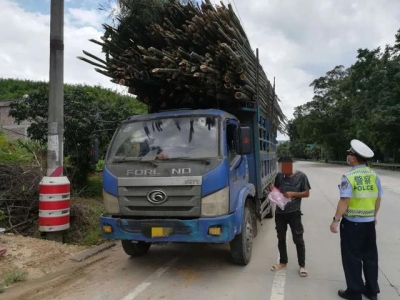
[344,166,379,217]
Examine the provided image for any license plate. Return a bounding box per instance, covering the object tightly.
[151,227,172,238]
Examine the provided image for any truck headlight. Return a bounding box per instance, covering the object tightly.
[201,187,229,217]
[103,190,120,214]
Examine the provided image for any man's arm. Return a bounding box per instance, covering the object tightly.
[330,176,352,233]
[375,195,381,225]
[284,173,311,198]
[334,197,350,220]
[330,197,350,233]
[156,152,168,159]
[284,190,310,198]
[374,174,383,224]
[375,197,381,217]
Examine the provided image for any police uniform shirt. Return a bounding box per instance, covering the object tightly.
[339,164,383,223]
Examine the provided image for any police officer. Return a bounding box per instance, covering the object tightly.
[330,140,382,300]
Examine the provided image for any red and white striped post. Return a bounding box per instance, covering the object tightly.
[38,176,70,232]
[44,0,65,241]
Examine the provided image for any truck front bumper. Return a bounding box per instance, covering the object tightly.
[100,214,239,243]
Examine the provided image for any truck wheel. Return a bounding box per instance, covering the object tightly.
[230,205,254,265]
[121,240,151,257]
[265,200,275,219]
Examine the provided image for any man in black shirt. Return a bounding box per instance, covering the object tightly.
[139,139,168,159]
[270,157,311,277]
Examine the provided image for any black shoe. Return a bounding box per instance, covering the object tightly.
[362,293,377,300]
[338,290,352,300]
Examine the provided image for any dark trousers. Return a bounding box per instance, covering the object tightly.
[340,218,380,300]
[275,211,305,267]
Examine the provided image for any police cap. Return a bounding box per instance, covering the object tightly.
[347,139,374,158]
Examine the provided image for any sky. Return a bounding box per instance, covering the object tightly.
[1,0,400,139]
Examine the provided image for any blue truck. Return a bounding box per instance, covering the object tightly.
[96,102,280,265]
[82,0,286,265]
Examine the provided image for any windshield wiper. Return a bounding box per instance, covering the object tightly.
[113,149,160,163]
[161,157,212,165]
[141,149,160,161]
[113,157,141,163]
[113,156,159,167]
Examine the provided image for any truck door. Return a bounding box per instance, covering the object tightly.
[226,119,247,212]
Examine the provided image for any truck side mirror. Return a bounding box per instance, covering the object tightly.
[240,126,252,155]
[91,138,100,165]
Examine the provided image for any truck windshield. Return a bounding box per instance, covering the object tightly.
[106,116,220,163]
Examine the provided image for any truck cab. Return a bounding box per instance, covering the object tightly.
[99,108,277,265]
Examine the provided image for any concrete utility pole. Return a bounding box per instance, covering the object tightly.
[47,0,64,177]
[46,0,65,242]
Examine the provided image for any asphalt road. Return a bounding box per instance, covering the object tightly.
[5,161,400,300]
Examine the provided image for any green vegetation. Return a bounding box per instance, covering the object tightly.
[0,269,28,293]
[0,132,44,163]
[4,79,146,187]
[277,141,291,158]
[64,197,106,246]
[0,79,47,101]
[288,29,400,163]
[79,173,103,198]
[0,79,146,244]
[95,159,105,172]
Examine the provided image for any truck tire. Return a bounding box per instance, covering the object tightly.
[265,200,276,219]
[121,240,151,257]
[230,205,254,265]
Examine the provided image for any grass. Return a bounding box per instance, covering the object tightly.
[65,172,106,246]
[1,169,106,248]
[0,269,28,293]
[64,197,107,247]
[79,173,103,198]
[81,200,106,246]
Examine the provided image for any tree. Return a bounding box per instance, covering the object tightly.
[277,141,291,158]
[289,29,400,162]
[0,78,47,100]
[9,83,146,186]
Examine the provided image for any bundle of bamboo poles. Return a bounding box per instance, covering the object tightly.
[78,0,287,132]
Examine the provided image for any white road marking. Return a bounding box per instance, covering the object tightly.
[155,257,179,277]
[121,257,180,300]
[270,233,288,300]
[121,282,151,300]
[270,266,286,300]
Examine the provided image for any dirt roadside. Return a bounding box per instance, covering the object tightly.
[0,234,87,289]
[0,234,118,300]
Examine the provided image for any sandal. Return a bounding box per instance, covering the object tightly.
[271,263,286,271]
[299,267,308,277]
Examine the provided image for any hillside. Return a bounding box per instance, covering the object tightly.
[0,78,146,108]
